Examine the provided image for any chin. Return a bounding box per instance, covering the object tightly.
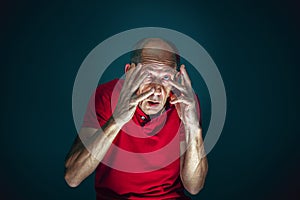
[142,105,164,115]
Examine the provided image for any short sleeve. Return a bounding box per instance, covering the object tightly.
[81,85,113,129]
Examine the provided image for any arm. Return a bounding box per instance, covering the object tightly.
[168,64,208,194]
[64,63,153,187]
[64,117,121,187]
[180,125,208,194]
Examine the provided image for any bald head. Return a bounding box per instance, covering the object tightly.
[131,38,180,68]
[141,38,174,51]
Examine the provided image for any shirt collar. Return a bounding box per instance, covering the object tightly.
[135,106,150,126]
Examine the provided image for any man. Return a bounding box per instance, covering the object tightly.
[65,38,208,199]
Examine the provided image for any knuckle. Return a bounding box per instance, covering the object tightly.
[129,99,136,105]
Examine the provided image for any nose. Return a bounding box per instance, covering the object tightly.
[152,84,162,95]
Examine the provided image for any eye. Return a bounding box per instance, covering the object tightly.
[163,75,170,80]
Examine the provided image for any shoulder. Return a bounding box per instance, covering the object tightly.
[94,79,124,106]
[96,79,120,91]
[95,79,123,95]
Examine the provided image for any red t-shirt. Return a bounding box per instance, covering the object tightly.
[82,79,192,200]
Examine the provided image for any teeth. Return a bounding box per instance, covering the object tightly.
[149,101,159,104]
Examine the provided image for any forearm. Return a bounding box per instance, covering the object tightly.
[180,126,208,194]
[64,117,122,187]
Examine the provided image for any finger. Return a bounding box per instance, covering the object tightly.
[180,72,185,87]
[129,70,149,93]
[130,88,155,105]
[126,63,136,75]
[175,70,185,87]
[131,63,149,83]
[180,65,192,86]
[174,71,181,84]
[166,79,186,94]
[126,63,141,81]
[132,65,149,84]
[126,63,143,89]
[130,63,142,77]
[124,63,137,86]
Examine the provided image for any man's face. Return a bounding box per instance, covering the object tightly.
[137,64,177,115]
[133,40,178,115]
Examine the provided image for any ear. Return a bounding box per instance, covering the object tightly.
[124,63,131,73]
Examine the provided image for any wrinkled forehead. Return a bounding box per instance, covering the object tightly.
[140,48,177,68]
[139,38,178,68]
[143,63,177,75]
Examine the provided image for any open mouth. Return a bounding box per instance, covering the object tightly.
[147,100,160,107]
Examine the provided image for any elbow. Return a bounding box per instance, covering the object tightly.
[182,171,208,195]
[64,159,82,187]
[64,170,81,188]
[65,178,80,188]
[185,184,203,195]
[183,172,207,195]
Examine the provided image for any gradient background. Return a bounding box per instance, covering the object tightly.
[1,0,299,199]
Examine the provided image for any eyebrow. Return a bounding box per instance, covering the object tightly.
[143,63,176,71]
[146,66,177,75]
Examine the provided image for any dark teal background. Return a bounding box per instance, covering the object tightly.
[1,0,299,199]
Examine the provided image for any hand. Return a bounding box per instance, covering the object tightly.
[166,65,200,128]
[113,63,154,127]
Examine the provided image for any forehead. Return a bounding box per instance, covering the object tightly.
[141,48,177,67]
[140,39,177,68]
[143,63,177,74]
